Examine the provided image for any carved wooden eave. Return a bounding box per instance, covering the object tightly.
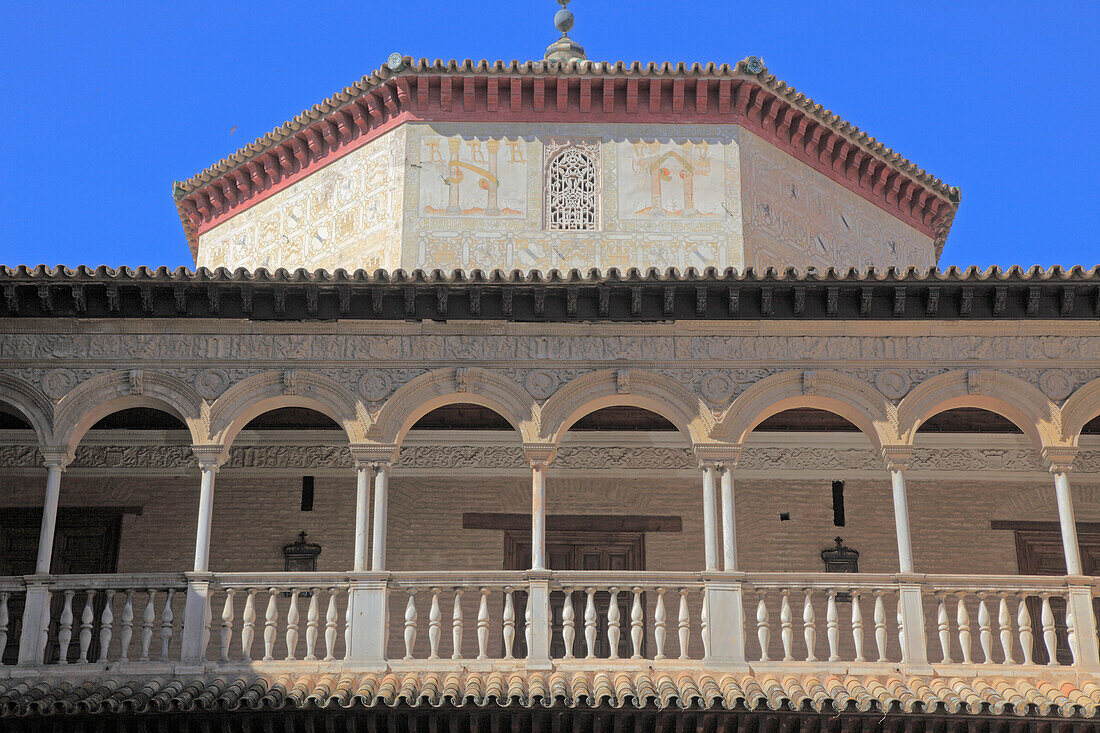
[171,57,961,260]
[3,265,1099,322]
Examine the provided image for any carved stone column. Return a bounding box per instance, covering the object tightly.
[347,444,397,668]
[16,447,71,666]
[695,444,746,669]
[699,462,718,571]
[1043,447,1099,671]
[523,443,555,668]
[882,445,929,669]
[180,445,226,663]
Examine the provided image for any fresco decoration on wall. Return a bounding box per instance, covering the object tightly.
[739,130,935,273]
[418,134,528,219]
[617,140,727,220]
[405,123,745,274]
[197,128,406,273]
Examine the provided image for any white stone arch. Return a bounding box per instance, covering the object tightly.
[369,367,537,447]
[1060,376,1100,446]
[712,370,896,452]
[0,373,55,447]
[539,369,714,448]
[209,370,364,449]
[896,370,1060,450]
[54,370,206,453]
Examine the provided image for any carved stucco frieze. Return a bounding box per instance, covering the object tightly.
[1,443,1084,473]
[8,332,1100,365]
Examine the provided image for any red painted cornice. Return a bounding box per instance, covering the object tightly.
[174,59,961,262]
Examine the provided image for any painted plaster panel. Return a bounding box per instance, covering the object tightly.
[196,128,406,272]
[403,122,745,273]
[739,129,936,272]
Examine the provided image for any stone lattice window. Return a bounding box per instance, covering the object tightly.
[545,140,600,230]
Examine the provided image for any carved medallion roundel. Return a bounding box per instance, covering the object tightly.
[874,369,912,401]
[41,369,78,400]
[700,371,736,404]
[357,371,392,403]
[1038,370,1074,402]
[194,369,230,400]
[524,370,556,400]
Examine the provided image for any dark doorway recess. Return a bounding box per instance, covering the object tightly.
[991,520,1100,665]
[0,507,130,664]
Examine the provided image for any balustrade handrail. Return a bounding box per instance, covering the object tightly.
[923,574,1087,593]
[742,572,900,590]
[549,571,704,588]
[389,570,530,590]
[208,572,353,589]
[31,573,187,591]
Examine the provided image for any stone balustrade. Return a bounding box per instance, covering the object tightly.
[1,571,1095,676]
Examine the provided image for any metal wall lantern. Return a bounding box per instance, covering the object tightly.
[283,531,322,573]
[821,536,859,574]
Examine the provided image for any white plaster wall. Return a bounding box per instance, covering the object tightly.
[196,127,406,273]
[738,129,937,272]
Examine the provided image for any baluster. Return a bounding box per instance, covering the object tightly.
[898,604,907,664]
[1066,600,1077,665]
[427,587,441,659]
[140,590,156,662]
[977,594,993,664]
[802,589,817,662]
[159,589,174,660]
[78,590,95,663]
[630,587,644,660]
[451,588,464,660]
[403,590,418,659]
[219,589,235,662]
[262,589,278,661]
[756,590,770,662]
[677,588,690,660]
[1017,594,1034,665]
[201,590,212,659]
[324,588,338,661]
[1041,594,1057,664]
[851,590,865,663]
[607,587,622,659]
[936,593,951,663]
[780,589,793,662]
[344,588,352,661]
[654,588,668,660]
[476,588,490,660]
[584,587,598,659]
[826,590,839,662]
[240,589,256,661]
[700,588,710,660]
[873,590,888,663]
[284,592,300,661]
[956,594,972,664]
[561,588,575,659]
[0,592,8,662]
[118,590,134,662]
[502,587,515,659]
[97,589,115,663]
[524,595,532,656]
[305,591,319,661]
[56,590,75,664]
[998,594,1014,664]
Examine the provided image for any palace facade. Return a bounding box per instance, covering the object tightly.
[1,23,1098,733]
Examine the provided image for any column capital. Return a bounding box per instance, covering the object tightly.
[880,445,913,471]
[694,443,742,470]
[40,446,73,470]
[1042,446,1077,474]
[191,444,227,470]
[523,442,555,468]
[350,443,399,467]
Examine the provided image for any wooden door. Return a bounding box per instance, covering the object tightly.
[0,508,122,664]
[1014,527,1100,665]
[505,530,645,659]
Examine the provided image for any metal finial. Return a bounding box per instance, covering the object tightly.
[545,0,586,63]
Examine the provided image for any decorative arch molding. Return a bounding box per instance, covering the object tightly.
[0,373,55,447]
[539,369,714,447]
[209,370,364,448]
[896,370,1060,450]
[712,370,896,451]
[54,370,206,452]
[369,367,536,446]
[1061,376,1100,445]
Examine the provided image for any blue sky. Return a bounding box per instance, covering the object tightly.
[1,1,1096,269]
